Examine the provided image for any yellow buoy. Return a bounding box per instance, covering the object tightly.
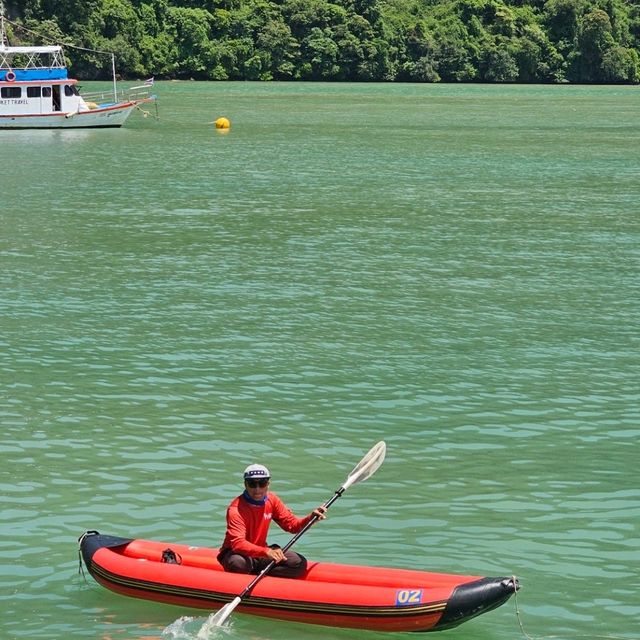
[215,117,230,129]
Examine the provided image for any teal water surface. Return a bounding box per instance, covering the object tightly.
[1,82,638,640]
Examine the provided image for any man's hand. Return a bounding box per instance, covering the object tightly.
[266,546,287,563]
[313,506,327,520]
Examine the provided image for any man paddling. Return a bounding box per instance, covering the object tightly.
[218,464,327,578]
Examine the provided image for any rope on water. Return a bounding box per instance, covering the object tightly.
[513,575,535,640]
[76,531,96,584]
[512,575,631,640]
[134,101,159,120]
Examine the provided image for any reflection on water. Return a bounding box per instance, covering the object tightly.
[0,126,108,145]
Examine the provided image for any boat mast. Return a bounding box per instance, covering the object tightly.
[0,2,7,48]
[111,52,117,101]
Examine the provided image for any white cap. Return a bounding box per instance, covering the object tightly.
[243,464,270,480]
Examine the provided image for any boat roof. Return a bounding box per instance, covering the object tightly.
[0,45,63,54]
[0,44,66,71]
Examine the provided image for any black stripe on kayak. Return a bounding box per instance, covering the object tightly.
[89,562,448,618]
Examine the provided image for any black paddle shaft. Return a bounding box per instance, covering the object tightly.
[237,487,345,598]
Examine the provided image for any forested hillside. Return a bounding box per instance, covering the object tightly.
[4,0,640,83]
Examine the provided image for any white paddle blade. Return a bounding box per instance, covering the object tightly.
[342,441,386,491]
[209,596,241,628]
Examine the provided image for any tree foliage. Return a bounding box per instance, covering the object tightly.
[6,0,639,82]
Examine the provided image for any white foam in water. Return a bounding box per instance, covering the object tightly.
[162,614,234,640]
[162,616,199,639]
[196,611,234,639]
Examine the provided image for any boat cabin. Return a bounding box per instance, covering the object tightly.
[0,79,88,115]
[0,44,90,115]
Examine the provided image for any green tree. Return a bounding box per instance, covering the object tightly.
[569,8,614,81]
[256,19,300,79]
[435,38,478,81]
[166,6,214,77]
[302,26,340,78]
[543,0,585,53]
[480,45,519,80]
[601,45,639,82]
[513,24,564,81]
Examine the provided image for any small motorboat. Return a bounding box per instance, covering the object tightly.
[0,6,156,129]
[79,530,519,633]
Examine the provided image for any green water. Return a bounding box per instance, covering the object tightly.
[1,82,638,640]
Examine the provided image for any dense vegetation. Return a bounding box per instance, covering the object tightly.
[5,0,640,82]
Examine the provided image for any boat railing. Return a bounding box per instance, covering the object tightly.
[125,85,155,101]
[82,84,154,105]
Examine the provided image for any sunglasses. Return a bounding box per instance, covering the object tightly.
[246,478,269,488]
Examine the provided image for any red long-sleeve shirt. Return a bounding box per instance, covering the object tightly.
[221,492,313,558]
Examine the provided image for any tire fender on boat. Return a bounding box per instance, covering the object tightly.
[5,71,16,82]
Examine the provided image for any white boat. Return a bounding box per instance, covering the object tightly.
[0,6,156,129]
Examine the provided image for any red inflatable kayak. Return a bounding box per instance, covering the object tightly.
[79,531,518,632]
